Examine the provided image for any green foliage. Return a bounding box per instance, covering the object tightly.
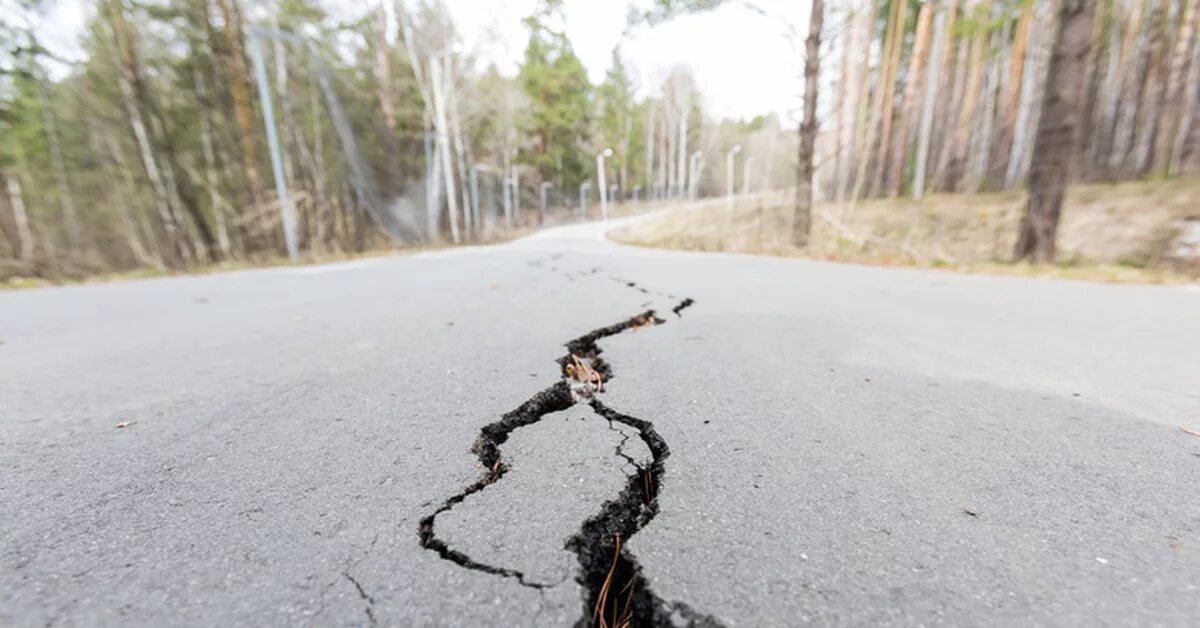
[517,8,592,189]
[628,0,728,30]
[597,47,633,175]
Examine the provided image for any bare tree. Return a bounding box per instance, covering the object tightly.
[1014,0,1096,263]
[793,0,823,246]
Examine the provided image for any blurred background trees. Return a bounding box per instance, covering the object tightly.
[2,0,1198,280]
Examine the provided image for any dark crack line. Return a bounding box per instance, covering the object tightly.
[605,420,645,474]
[417,311,663,592]
[419,252,720,626]
[612,276,679,301]
[342,572,377,626]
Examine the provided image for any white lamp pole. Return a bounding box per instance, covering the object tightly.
[597,148,613,220]
[726,144,742,210]
[539,182,552,226]
[579,182,591,217]
[743,156,754,195]
[510,147,519,224]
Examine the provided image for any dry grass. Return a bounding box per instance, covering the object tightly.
[592,534,635,628]
[611,179,1200,284]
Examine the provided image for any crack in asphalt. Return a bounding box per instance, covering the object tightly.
[342,572,377,626]
[418,257,723,627]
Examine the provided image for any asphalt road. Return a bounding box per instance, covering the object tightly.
[3,215,1199,627]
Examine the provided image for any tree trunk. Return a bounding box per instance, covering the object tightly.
[1158,0,1199,174]
[3,172,34,263]
[869,0,908,197]
[104,0,187,266]
[890,1,934,197]
[990,2,1034,185]
[1075,0,1107,178]
[914,5,948,199]
[967,20,1005,191]
[794,0,823,246]
[932,9,969,190]
[100,127,159,267]
[1172,12,1200,172]
[374,1,401,191]
[1006,3,1048,188]
[948,0,992,191]
[929,0,961,184]
[36,77,83,253]
[848,0,879,203]
[1109,0,1153,175]
[1131,0,1171,174]
[215,0,262,206]
[1014,0,1095,263]
[195,67,232,257]
[835,2,863,202]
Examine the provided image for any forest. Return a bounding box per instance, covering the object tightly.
[1,0,1198,280]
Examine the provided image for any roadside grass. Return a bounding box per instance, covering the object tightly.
[0,233,527,291]
[610,179,1200,285]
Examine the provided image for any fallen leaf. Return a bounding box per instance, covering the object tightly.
[115,421,136,429]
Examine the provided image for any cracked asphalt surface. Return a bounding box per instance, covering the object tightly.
[3,215,1200,626]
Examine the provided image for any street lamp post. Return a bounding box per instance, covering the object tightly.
[511,174,520,224]
[510,147,519,226]
[429,44,462,243]
[743,156,754,195]
[500,175,513,230]
[473,163,494,233]
[727,144,742,211]
[596,148,613,220]
[469,164,481,233]
[539,182,552,227]
[689,150,703,200]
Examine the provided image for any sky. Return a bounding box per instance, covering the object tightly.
[441,0,807,123]
[26,0,808,123]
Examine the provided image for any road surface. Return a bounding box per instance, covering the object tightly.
[3,215,1199,626]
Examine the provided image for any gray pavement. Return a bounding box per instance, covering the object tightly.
[2,215,1199,626]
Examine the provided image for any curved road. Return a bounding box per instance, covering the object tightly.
[3,216,1199,626]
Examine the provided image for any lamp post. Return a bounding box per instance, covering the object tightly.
[502,177,512,229]
[727,144,742,211]
[743,156,754,195]
[429,43,463,243]
[539,182,552,227]
[689,150,703,200]
[596,148,613,220]
[510,147,519,225]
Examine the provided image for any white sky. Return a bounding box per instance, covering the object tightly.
[28,0,808,123]
[443,0,807,123]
